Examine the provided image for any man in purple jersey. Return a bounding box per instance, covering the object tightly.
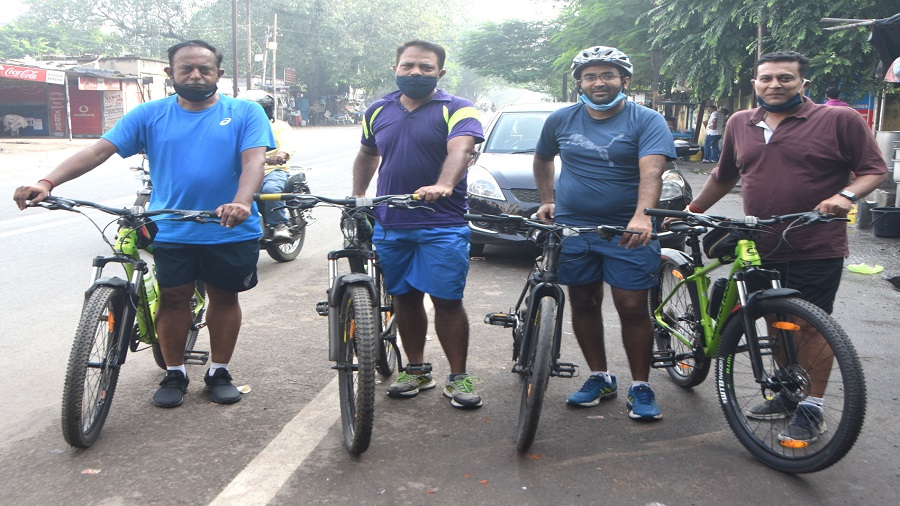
[352,40,485,409]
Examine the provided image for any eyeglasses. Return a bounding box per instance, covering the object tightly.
[579,72,623,84]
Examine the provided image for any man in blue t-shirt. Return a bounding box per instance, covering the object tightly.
[534,46,676,420]
[14,40,275,409]
[353,39,485,409]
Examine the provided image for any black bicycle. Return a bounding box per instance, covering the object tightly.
[469,213,640,452]
[257,192,424,454]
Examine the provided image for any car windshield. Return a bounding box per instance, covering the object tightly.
[484,112,551,154]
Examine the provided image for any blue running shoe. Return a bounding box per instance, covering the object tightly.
[566,374,617,407]
[626,384,662,420]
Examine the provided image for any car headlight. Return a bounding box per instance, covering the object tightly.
[467,165,505,201]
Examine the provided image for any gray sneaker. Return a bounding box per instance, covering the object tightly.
[387,371,436,397]
[746,391,798,420]
[443,375,482,409]
[778,403,826,444]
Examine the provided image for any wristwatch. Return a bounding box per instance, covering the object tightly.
[836,189,857,202]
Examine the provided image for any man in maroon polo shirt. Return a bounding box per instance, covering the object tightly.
[687,51,887,444]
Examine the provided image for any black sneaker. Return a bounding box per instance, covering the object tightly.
[778,403,826,444]
[746,391,798,420]
[152,370,189,408]
[204,368,242,404]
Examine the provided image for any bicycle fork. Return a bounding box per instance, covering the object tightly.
[318,249,378,362]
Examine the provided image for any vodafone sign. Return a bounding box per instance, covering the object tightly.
[0,64,65,85]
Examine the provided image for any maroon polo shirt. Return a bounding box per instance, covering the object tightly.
[712,97,887,261]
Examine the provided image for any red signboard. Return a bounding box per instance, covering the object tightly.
[0,64,65,85]
[284,67,296,84]
[48,90,67,137]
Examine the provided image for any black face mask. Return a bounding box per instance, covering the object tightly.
[756,93,802,113]
[396,75,438,100]
[172,81,218,102]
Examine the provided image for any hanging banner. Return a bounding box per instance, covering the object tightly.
[0,64,65,85]
[79,77,122,91]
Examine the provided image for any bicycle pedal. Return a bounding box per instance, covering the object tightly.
[184,349,209,365]
[192,322,207,331]
[651,350,677,368]
[316,301,328,316]
[553,362,578,378]
[484,312,516,328]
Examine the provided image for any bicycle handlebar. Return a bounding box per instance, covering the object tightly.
[254,193,423,210]
[464,213,655,240]
[643,207,846,228]
[32,195,219,223]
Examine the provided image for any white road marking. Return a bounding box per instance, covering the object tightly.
[210,290,435,505]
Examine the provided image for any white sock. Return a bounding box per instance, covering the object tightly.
[631,380,650,389]
[801,396,824,407]
[208,362,228,376]
[167,365,186,377]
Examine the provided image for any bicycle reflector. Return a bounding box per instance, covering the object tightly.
[780,439,810,449]
[671,269,684,280]
[772,321,801,331]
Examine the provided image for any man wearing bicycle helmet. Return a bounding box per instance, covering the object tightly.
[534,45,676,420]
[237,90,296,241]
[352,40,485,409]
[687,51,886,443]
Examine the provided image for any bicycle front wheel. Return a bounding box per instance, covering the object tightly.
[337,285,377,454]
[61,286,127,448]
[374,269,398,376]
[716,297,866,473]
[649,257,709,388]
[516,296,556,452]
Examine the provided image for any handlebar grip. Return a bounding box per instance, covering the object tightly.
[255,193,293,201]
[464,213,523,224]
[644,207,690,219]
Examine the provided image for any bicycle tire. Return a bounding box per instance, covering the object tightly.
[61,286,127,448]
[152,280,207,370]
[374,269,398,376]
[265,180,309,262]
[716,297,866,473]
[337,285,377,454]
[516,296,556,452]
[649,257,710,388]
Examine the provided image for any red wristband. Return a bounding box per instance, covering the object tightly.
[687,203,704,214]
[38,178,55,191]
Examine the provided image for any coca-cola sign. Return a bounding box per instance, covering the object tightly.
[0,64,65,85]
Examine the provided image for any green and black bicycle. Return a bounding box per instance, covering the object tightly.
[29,195,211,448]
[644,207,866,473]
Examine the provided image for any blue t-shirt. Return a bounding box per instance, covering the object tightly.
[535,101,676,226]
[361,90,484,228]
[103,95,275,244]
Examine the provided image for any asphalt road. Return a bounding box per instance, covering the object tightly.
[0,131,898,506]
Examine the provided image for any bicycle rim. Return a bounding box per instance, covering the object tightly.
[337,285,376,454]
[650,258,709,388]
[516,296,556,452]
[716,298,866,473]
[375,270,397,376]
[61,286,125,448]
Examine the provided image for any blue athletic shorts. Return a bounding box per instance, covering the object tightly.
[373,224,470,300]
[556,232,660,290]
[153,239,259,292]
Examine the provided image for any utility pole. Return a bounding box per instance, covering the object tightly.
[272,14,278,119]
[231,0,239,97]
[246,0,251,91]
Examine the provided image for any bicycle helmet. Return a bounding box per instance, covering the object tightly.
[237,89,275,120]
[571,46,633,79]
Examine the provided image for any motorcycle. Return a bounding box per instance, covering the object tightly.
[130,156,311,262]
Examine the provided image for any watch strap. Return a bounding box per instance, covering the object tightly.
[836,189,856,202]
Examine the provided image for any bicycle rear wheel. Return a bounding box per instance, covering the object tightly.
[152,280,207,369]
[374,269,398,376]
[337,285,376,454]
[649,257,710,388]
[516,296,556,452]
[61,286,127,448]
[716,297,866,473]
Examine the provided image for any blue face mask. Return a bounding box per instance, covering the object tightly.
[579,91,627,111]
[756,93,802,112]
[396,75,438,100]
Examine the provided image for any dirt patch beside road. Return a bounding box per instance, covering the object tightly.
[0,137,95,155]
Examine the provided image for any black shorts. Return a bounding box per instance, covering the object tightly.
[761,258,844,314]
[153,240,259,293]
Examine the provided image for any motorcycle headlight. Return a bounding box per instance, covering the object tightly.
[660,170,688,201]
[467,165,505,201]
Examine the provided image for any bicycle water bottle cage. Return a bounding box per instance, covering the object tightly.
[404,363,433,374]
